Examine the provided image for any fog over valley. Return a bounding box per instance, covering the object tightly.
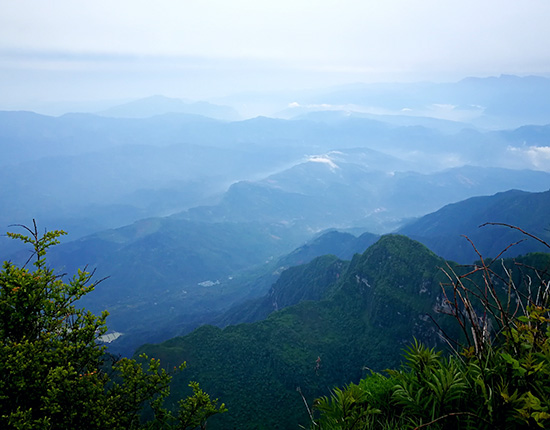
[2,77,550,355]
[2,2,550,429]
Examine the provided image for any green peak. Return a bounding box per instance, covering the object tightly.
[354,234,442,270]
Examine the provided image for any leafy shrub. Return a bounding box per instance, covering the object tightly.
[0,221,226,429]
[312,225,550,429]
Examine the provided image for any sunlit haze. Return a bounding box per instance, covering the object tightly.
[2,0,550,114]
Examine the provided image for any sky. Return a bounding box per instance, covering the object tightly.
[1,0,550,111]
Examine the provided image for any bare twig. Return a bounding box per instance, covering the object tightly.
[413,411,499,430]
[479,222,550,249]
[296,387,316,426]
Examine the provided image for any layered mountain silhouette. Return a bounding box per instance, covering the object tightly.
[185,163,550,233]
[137,234,550,429]
[97,95,240,121]
[399,189,550,263]
[14,187,548,356]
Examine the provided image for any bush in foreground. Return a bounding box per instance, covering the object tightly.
[0,221,225,429]
[313,226,550,429]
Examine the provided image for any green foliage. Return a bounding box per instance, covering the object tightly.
[390,343,469,429]
[315,383,380,429]
[312,228,550,430]
[138,235,452,429]
[172,381,227,430]
[0,222,225,429]
[314,373,398,430]
[135,233,550,429]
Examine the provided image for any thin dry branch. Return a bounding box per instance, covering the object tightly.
[413,411,499,430]
[479,222,550,249]
[491,239,527,262]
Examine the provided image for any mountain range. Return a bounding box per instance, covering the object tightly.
[96,95,240,121]
[399,188,550,263]
[2,75,550,428]
[3,93,550,352]
[137,234,550,429]
[22,186,547,357]
[185,163,550,233]
[2,83,550,253]
[275,74,550,129]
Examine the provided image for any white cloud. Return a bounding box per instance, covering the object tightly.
[507,146,550,171]
[307,155,340,170]
[2,1,550,104]
[431,104,457,111]
[2,1,550,69]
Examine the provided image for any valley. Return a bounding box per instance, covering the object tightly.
[1,75,550,428]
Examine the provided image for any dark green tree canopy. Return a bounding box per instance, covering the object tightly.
[0,221,225,429]
[312,227,550,430]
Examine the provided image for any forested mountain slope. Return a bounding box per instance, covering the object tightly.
[216,231,379,327]
[137,235,461,429]
[39,217,309,355]
[138,234,550,429]
[215,254,348,327]
[399,188,550,263]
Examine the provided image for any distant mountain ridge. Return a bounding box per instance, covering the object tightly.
[185,163,550,233]
[399,188,550,263]
[97,95,240,121]
[137,234,550,429]
[277,230,380,268]
[286,109,471,134]
[138,235,454,429]
[290,74,550,129]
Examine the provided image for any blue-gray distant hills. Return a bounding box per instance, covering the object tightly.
[399,189,550,263]
[185,163,550,233]
[2,75,550,361]
[3,105,549,249]
[280,74,550,129]
[96,95,241,121]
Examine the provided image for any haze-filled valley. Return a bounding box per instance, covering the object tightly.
[4,1,550,428]
[2,75,550,343]
[2,75,550,428]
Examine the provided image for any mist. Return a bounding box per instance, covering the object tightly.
[2,0,550,379]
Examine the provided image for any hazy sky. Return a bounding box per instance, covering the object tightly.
[2,0,550,109]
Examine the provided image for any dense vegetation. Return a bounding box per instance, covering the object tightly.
[313,227,550,429]
[0,222,225,429]
[2,219,549,429]
[137,236,456,428]
[140,233,550,429]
